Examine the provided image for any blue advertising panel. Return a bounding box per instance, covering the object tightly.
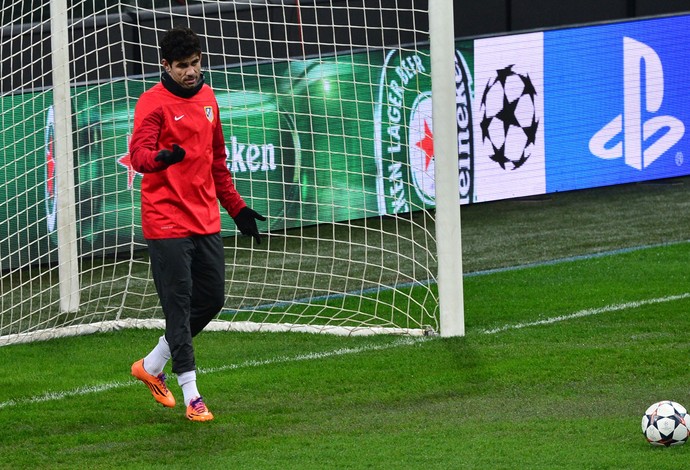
[544,15,690,192]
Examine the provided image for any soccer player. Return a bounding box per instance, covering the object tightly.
[128,26,265,421]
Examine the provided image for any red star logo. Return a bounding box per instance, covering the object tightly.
[46,139,55,196]
[415,120,434,170]
[117,153,139,189]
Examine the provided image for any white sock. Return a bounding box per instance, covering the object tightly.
[177,370,200,407]
[143,335,170,376]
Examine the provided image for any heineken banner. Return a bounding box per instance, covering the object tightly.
[0,40,474,269]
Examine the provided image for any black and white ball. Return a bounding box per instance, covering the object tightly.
[641,400,689,447]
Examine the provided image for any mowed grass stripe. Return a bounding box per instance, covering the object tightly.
[4,238,688,410]
[0,336,428,410]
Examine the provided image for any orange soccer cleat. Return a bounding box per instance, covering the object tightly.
[186,396,214,422]
[131,359,176,408]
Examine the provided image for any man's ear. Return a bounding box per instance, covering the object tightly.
[161,59,171,73]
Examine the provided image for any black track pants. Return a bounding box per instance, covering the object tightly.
[146,233,225,374]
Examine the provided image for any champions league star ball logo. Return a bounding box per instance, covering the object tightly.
[479,65,539,170]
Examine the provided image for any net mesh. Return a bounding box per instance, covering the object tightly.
[0,1,440,344]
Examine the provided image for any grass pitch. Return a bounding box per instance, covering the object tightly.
[1,179,690,468]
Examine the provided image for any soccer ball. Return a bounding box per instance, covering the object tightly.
[478,64,539,170]
[641,400,689,446]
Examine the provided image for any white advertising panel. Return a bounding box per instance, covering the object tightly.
[473,32,545,202]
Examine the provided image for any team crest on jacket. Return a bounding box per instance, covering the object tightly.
[204,106,213,122]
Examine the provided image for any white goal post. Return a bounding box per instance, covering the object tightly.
[0,0,464,345]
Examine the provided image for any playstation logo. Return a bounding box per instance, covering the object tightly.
[589,37,684,170]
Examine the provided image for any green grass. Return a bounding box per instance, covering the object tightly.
[2,180,690,468]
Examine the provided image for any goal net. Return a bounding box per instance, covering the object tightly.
[0,0,463,345]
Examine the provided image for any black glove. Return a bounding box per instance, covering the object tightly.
[154,144,186,166]
[232,207,266,244]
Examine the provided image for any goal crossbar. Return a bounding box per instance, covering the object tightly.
[0,1,463,345]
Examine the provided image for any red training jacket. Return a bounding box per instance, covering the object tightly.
[129,82,246,239]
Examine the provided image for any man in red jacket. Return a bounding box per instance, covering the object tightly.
[128,26,265,422]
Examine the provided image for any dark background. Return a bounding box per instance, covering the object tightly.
[2,0,690,92]
[455,0,690,37]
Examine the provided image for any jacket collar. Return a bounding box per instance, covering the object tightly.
[161,71,205,98]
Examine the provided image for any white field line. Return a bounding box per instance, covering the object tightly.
[477,292,690,335]
[0,336,426,410]
[3,292,689,410]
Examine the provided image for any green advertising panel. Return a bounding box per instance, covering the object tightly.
[0,92,54,269]
[0,40,474,270]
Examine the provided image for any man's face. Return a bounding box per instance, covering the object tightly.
[162,53,202,89]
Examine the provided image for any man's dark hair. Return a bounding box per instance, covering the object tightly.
[160,27,202,64]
